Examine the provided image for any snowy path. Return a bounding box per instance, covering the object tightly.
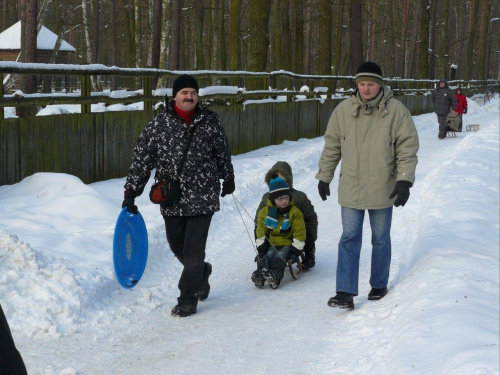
[0,97,498,375]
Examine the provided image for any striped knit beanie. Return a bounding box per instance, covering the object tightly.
[355,61,384,86]
[269,174,290,202]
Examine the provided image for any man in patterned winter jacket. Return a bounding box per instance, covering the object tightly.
[122,74,235,317]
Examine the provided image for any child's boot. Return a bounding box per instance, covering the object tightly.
[251,269,265,289]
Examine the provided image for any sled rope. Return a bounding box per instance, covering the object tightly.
[232,194,258,254]
[231,194,287,265]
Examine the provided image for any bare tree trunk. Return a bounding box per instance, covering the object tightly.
[171,0,181,70]
[158,0,172,87]
[350,0,363,75]
[110,0,118,90]
[229,0,241,71]
[218,0,227,71]
[280,0,292,72]
[332,0,344,77]
[464,0,479,79]
[247,0,272,89]
[417,0,430,79]
[151,0,162,88]
[477,0,489,80]
[293,0,304,74]
[318,0,332,75]
[304,0,312,75]
[82,0,99,90]
[271,0,281,70]
[19,0,37,117]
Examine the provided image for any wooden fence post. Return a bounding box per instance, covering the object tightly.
[81,75,91,113]
[0,74,3,120]
[143,76,152,111]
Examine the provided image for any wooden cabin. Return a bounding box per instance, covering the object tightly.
[0,21,76,91]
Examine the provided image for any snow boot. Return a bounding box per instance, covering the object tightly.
[327,292,355,310]
[368,287,388,301]
[262,268,280,289]
[171,304,197,317]
[301,248,316,270]
[195,262,212,301]
[251,269,265,289]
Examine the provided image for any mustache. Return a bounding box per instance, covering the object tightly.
[183,99,195,103]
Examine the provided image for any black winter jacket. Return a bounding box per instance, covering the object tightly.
[432,83,457,116]
[124,101,234,216]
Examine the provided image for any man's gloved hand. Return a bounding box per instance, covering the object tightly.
[221,175,235,197]
[389,181,412,207]
[464,108,467,114]
[318,180,330,201]
[122,190,138,214]
[289,246,303,257]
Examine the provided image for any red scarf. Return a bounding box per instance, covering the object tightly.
[174,104,196,125]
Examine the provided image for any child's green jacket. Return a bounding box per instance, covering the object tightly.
[256,198,306,250]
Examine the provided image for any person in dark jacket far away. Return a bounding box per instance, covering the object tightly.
[122,74,235,318]
[0,304,28,375]
[432,77,457,139]
[255,161,318,270]
[316,61,419,310]
[454,87,468,132]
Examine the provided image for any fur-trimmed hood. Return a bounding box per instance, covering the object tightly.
[264,161,293,188]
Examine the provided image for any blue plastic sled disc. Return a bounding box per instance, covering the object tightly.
[113,207,148,289]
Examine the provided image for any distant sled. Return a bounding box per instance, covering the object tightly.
[113,207,148,289]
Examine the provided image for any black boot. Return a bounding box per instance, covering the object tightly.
[171,303,197,317]
[195,262,212,301]
[368,287,388,301]
[301,248,316,270]
[262,268,280,289]
[251,269,265,289]
[327,292,354,309]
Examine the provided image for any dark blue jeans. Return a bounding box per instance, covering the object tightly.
[336,206,393,296]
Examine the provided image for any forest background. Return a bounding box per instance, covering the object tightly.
[1,0,499,93]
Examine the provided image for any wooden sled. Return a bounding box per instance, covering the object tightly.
[287,252,305,280]
[446,130,457,138]
[466,124,480,131]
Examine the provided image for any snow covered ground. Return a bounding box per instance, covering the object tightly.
[0,96,498,375]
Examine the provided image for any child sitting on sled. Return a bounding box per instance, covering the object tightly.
[252,175,306,289]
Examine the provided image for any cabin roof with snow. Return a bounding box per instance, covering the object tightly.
[0,21,76,52]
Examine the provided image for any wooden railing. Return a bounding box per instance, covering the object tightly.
[1,62,497,186]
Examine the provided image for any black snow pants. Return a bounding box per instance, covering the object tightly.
[163,213,213,306]
[0,304,28,375]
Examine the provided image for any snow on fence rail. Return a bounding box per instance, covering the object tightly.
[1,61,496,119]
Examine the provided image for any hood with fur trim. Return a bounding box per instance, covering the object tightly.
[264,161,293,188]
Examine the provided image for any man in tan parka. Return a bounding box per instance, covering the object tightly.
[316,61,419,309]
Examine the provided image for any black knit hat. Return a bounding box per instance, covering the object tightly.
[355,61,384,86]
[172,74,199,98]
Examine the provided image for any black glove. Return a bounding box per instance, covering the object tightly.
[221,175,235,197]
[289,246,302,257]
[389,181,412,207]
[464,108,467,114]
[257,242,269,256]
[122,190,138,214]
[318,180,330,201]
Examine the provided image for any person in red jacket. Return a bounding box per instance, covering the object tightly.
[455,87,468,132]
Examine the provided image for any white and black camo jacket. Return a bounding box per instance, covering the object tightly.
[124,102,234,216]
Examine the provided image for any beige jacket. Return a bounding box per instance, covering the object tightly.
[316,87,419,209]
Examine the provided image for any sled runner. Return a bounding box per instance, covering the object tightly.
[466,124,480,131]
[113,207,148,289]
[446,130,457,138]
[286,252,305,279]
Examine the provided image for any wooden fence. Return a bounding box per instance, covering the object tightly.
[1,61,494,186]
[0,95,432,186]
